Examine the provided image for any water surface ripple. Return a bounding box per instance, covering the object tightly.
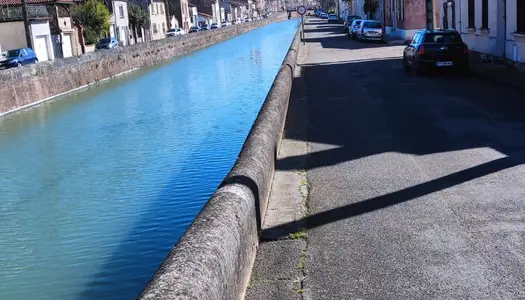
[0,20,298,300]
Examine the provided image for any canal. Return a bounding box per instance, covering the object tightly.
[0,20,298,300]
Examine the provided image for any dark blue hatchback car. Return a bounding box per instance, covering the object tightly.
[0,48,38,69]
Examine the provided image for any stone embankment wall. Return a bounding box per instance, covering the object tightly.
[0,16,280,116]
[139,30,300,300]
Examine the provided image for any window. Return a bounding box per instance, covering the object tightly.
[468,0,475,28]
[481,0,488,29]
[153,23,158,33]
[364,21,382,28]
[423,32,462,43]
[119,5,124,18]
[162,22,166,32]
[411,32,420,44]
[518,0,525,33]
[161,3,164,14]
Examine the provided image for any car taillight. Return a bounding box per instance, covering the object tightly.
[417,46,425,56]
[463,44,469,55]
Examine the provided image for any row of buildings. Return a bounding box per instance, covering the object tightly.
[327,0,524,65]
[0,0,269,62]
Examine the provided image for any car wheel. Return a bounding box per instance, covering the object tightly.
[402,57,410,72]
[17,62,22,67]
[411,61,422,76]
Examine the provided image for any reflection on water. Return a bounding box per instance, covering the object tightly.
[0,20,298,300]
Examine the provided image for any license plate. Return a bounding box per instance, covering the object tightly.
[436,61,453,67]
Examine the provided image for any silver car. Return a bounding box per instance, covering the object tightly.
[348,19,363,39]
[356,20,385,43]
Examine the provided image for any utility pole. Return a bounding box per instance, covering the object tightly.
[21,0,33,48]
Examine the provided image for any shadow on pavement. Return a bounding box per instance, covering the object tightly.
[261,55,525,238]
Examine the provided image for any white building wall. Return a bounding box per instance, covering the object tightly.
[455,0,524,63]
[351,0,365,18]
[149,0,168,40]
[505,0,525,62]
[30,20,54,61]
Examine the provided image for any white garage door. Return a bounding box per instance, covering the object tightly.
[62,34,73,58]
[34,35,49,61]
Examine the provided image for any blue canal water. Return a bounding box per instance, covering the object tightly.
[0,20,298,300]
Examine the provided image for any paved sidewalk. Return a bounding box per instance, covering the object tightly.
[246,17,525,300]
[469,60,525,92]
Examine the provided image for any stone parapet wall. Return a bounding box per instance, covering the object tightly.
[139,29,301,300]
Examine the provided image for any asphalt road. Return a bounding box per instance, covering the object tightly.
[278,18,525,299]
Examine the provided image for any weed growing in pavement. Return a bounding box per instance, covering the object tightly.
[289,229,307,240]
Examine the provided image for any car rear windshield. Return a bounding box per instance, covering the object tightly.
[354,20,362,25]
[364,22,382,28]
[167,29,176,32]
[7,49,20,58]
[424,33,462,43]
[99,38,111,43]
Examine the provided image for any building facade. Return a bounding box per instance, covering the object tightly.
[384,0,427,39]
[0,1,78,60]
[148,0,168,40]
[171,0,191,32]
[107,0,131,46]
[436,0,524,64]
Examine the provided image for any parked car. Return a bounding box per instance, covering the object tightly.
[233,18,242,25]
[320,13,328,19]
[221,21,231,27]
[245,18,252,22]
[200,24,210,31]
[402,29,470,75]
[165,28,184,37]
[0,51,7,61]
[348,19,363,39]
[189,26,200,33]
[0,48,38,69]
[327,14,338,23]
[210,23,220,29]
[344,15,361,33]
[95,37,119,50]
[356,20,385,42]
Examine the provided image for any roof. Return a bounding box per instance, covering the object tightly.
[416,28,459,34]
[198,12,212,18]
[0,0,80,5]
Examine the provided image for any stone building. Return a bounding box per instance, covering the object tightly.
[384,0,427,39]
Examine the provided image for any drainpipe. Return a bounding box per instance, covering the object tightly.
[503,0,506,59]
[458,0,461,31]
[21,0,33,48]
